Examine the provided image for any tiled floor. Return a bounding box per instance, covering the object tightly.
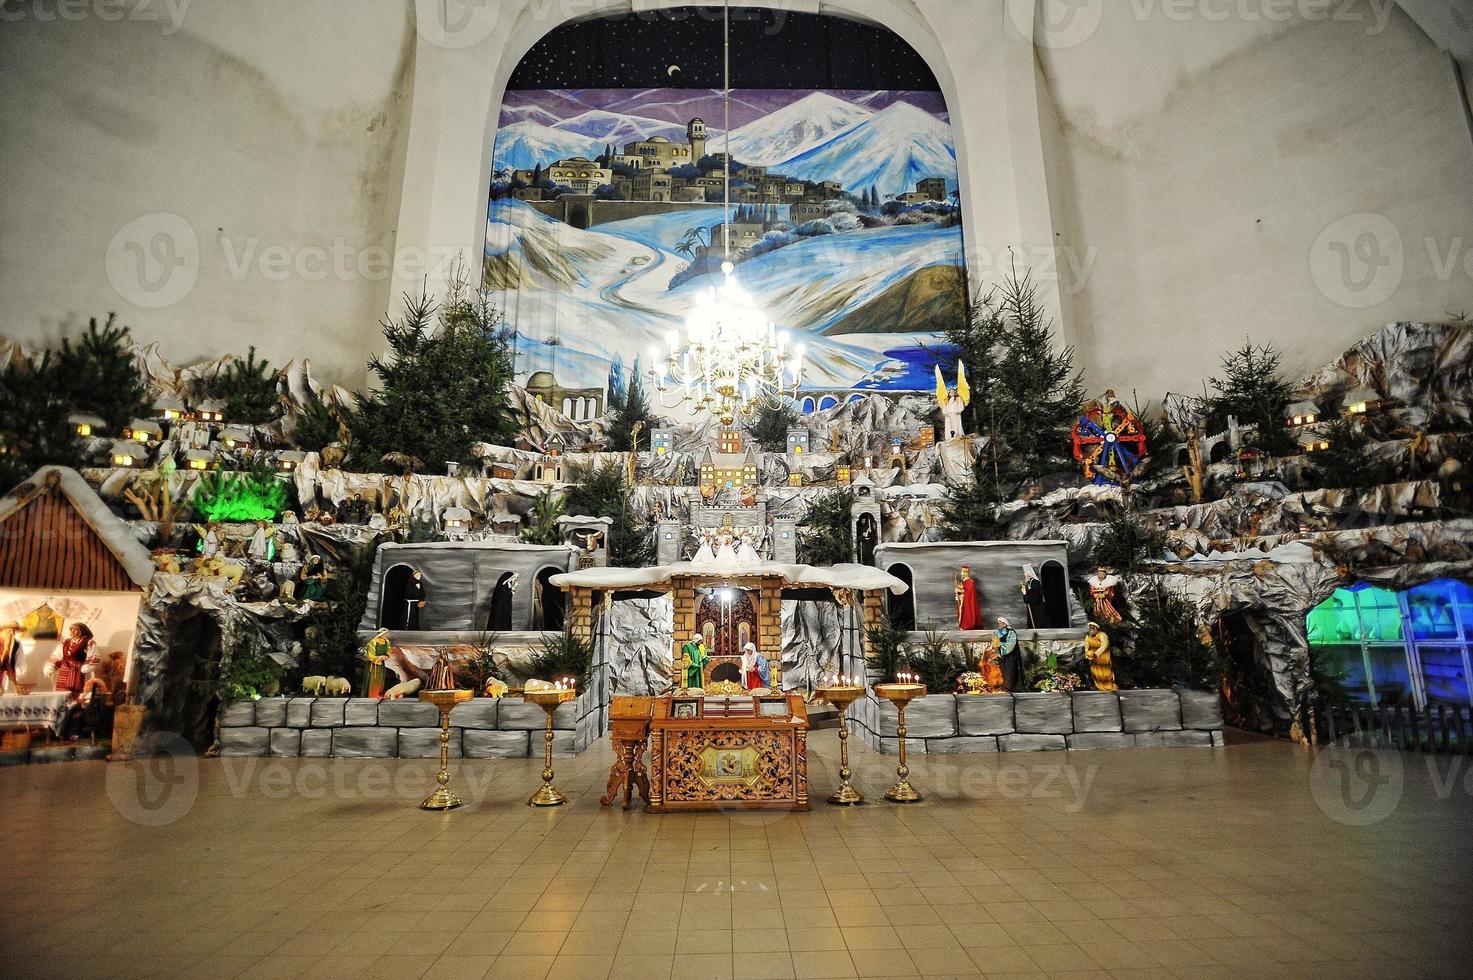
[4,733,1471,979]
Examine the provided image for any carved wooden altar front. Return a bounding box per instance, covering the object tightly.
[646,693,809,812]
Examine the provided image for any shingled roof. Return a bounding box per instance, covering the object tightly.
[0,466,154,591]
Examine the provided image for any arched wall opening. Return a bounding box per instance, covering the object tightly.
[415,0,1054,415]
[885,563,916,631]
[477,4,972,409]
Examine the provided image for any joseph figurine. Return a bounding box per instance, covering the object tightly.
[680,633,709,689]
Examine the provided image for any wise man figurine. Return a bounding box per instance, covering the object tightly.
[678,632,709,691]
[936,363,971,442]
[955,564,983,631]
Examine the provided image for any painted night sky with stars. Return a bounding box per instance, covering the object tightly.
[507,6,942,93]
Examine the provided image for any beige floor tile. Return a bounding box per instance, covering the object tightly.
[486,954,556,980]
[790,949,857,979]
[672,952,735,980]
[428,954,500,980]
[548,953,616,980]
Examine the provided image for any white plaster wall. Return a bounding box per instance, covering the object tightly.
[1034,1,1473,397]
[1,0,1467,402]
[0,0,414,388]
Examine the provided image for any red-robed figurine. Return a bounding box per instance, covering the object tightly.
[955,565,984,630]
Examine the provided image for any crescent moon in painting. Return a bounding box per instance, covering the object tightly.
[667,65,681,77]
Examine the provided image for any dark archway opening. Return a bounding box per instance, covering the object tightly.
[379,564,417,629]
[1041,560,1070,629]
[534,566,566,631]
[886,564,915,632]
[855,513,878,567]
[568,205,589,229]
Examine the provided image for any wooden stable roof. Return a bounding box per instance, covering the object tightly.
[0,467,154,592]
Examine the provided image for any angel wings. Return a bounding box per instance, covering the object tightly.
[935,363,970,407]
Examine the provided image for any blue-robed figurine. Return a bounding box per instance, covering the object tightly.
[995,617,1021,692]
[741,642,771,690]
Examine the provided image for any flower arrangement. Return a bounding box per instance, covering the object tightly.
[1036,670,1082,694]
[1033,652,1084,693]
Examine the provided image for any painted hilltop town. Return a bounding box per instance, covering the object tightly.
[484,89,966,399]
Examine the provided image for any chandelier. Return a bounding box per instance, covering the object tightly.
[650,0,804,426]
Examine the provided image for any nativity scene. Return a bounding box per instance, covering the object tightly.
[1,2,1471,977]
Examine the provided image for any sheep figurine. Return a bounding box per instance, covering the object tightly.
[382,677,422,700]
[301,675,326,696]
[322,676,351,696]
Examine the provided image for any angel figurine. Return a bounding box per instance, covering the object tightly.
[936,363,971,443]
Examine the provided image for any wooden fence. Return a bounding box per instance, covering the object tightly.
[1323,702,1472,754]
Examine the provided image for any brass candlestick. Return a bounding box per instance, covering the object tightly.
[523,687,577,806]
[874,682,927,803]
[417,688,473,811]
[814,684,865,805]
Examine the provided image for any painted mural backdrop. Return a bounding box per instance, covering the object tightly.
[483,87,965,414]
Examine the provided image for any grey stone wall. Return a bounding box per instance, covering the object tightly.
[850,689,1223,753]
[218,691,600,759]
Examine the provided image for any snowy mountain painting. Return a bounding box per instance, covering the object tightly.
[485,88,965,409]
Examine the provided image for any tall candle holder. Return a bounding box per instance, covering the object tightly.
[874,675,927,803]
[417,687,473,810]
[813,677,865,806]
[522,682,577,806]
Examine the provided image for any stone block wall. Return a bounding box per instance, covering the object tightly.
[849,689,1223,754]
[218,691,601,759]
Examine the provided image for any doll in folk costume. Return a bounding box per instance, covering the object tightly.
[936,363,971,443]
[361,628,393,698]
[1088,566,1123,624]
[46,623,95,699]
[1084,623,1118,691]
[955,565,984,631]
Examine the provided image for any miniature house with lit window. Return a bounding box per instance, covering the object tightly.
[1286,400,1320,427]
[126,419,163,443]
[698,445,759,490]
[1341,386,1386,416]
[785,428,809,455]
[651,429,675,454]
